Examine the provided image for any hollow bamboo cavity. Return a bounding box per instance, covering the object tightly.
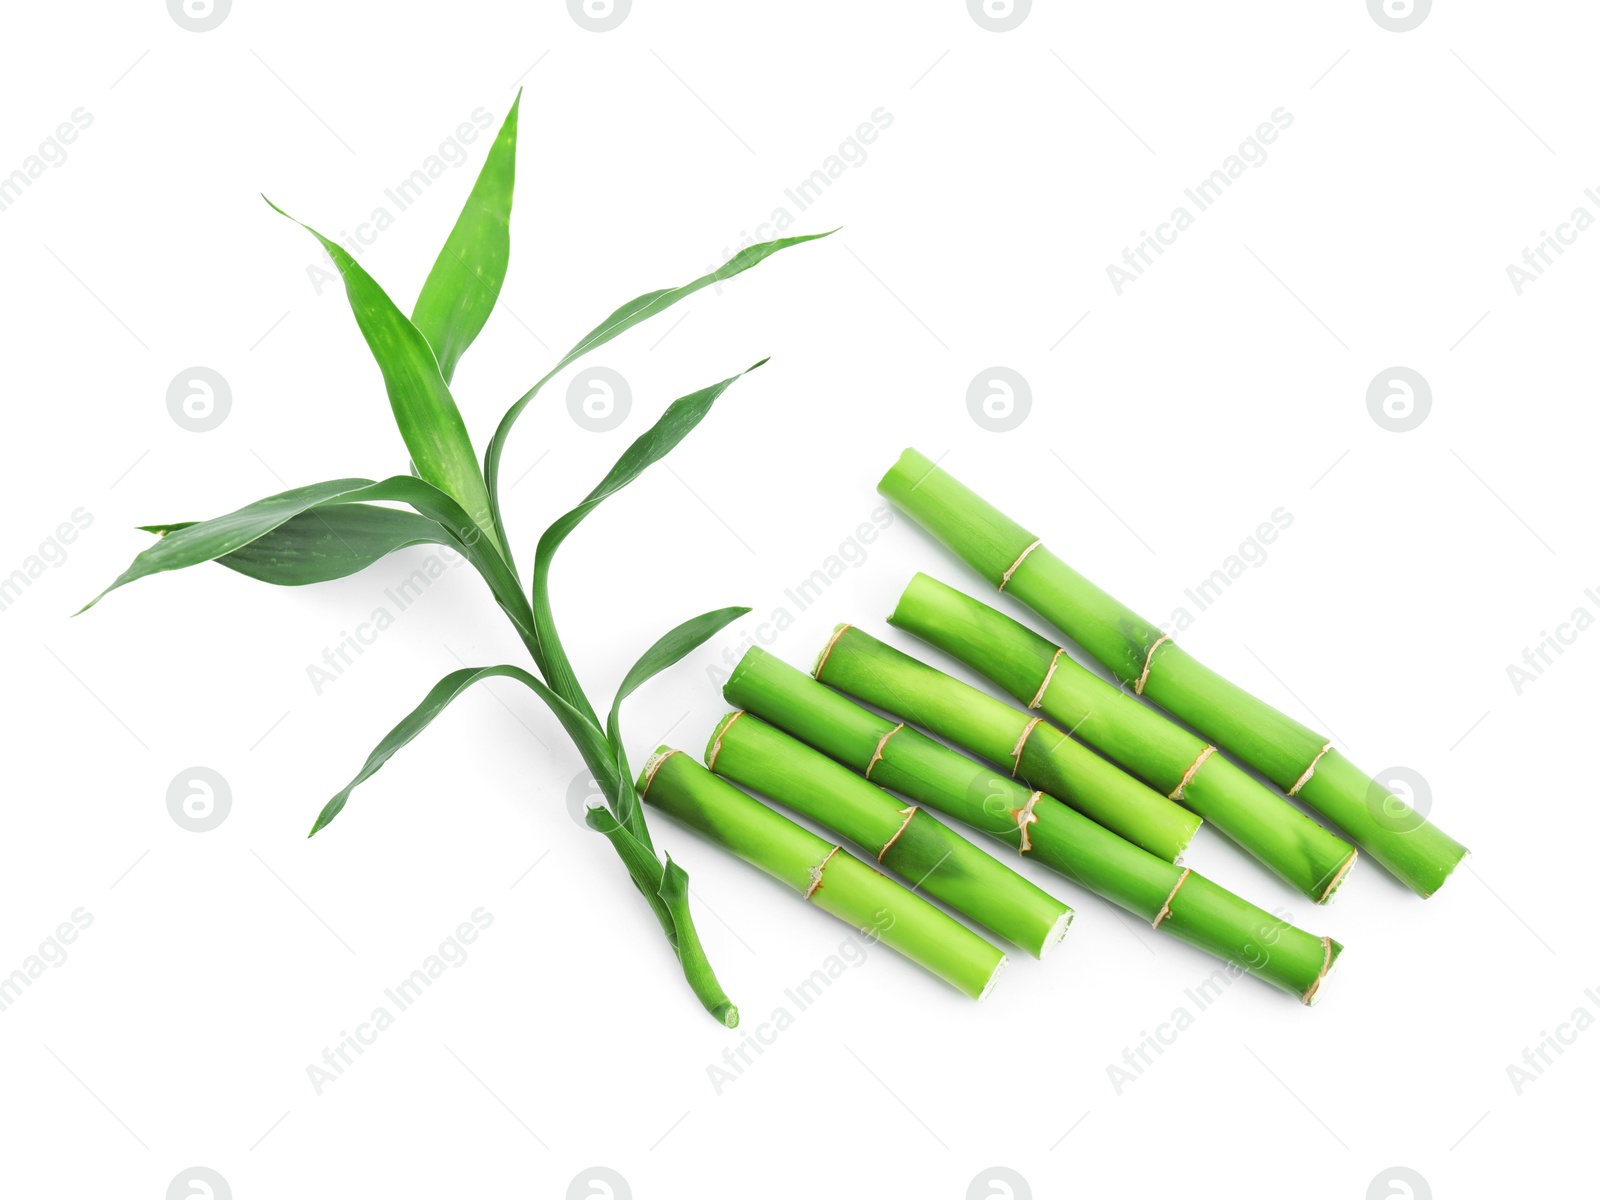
[705,710,1073,957]
[814,623,1200,863]
[878,448,1467,899]
[639,748,1006,1000]
[724,649,1343,1004]
[886,576,1359,903]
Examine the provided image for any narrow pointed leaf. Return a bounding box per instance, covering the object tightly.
[583,809,738,1025]
[310,664,598,836]
[483,229,835,549]
[83,476,537,650]
[605,605,750,843]
[265,197,499,551]
[658,855,739,1027]
[585,804,670,915]
[139,504,448,587]
[412,94,520,384]
[530,362,765,718]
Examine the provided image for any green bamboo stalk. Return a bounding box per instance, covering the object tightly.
[813,623,1200,863]
[725,647,1343,1004]
[639,748,1007,1000]
[879,449,1468,899]
[705,709,1073,958]
[885,576,1359,903]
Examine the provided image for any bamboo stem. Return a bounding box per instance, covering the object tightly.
[725,648,1343,1003]
[639,748,1007,1000]
[705,710,1073,957]
[879,449,1467,898]
[887,575,1359,903]
[814,623,1200,863]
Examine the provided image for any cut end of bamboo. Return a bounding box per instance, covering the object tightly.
[812,623,852,679]
[1422,846,1471,899]
[976,953,1009,1003]
[1300,937,1343,1007]
[1037,907,1075,959]
[885,572,931,630]
[638,746,678,798]
[1316,848,1360,905]
[704,711,745,771]
[877,447,937,497]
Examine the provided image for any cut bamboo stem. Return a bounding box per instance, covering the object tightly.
[725,648,1343,1004]
[879,448,1468,899]
[886,576,1360,903]
[705,709,1073,957]
[639,748,1007,1000]
[814,623,1200,863]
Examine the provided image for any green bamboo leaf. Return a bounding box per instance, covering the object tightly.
[310,664,599,836]
[584,804,678,943]
[264,198,499,552]
[658,855,739,1027]
[82,476,537,649]
[412,94,520,385]
[605,605,750,844]
[139,504,448,587]
[530,362,766,718]
[483,229,836,551]
[583,808,739,1027]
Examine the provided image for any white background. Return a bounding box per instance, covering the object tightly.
[1,2,1593,1197]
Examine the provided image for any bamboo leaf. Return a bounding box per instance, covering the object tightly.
[310,664,599,836]
[264,198,499,551]
[582,808,739,1025]
[83,476,537,649]
[657,855,739,1027]
[412,94,519,385]
[605,605,750,843]
[530,362,765,719]
[139,504,447,587]
[483,229,836,550]
[584,804,677,943]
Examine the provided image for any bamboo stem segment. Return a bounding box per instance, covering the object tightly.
[639,748,1007,1000]
[724,648,1343,1003]
[879,449,1467,898]
[705,710,1074,957]
[887,575,1359,903]
[813,623,1201,863]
